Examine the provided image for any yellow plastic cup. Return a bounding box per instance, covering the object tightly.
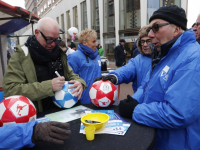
[84,126,96,141]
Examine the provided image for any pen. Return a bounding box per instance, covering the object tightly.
[55,71,61,77]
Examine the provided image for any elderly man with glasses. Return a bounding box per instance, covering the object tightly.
[193,14,200,44]
[3,17,86,113]
[119,5,200,150]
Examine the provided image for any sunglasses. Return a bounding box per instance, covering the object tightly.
[39,30,62,44]
[146,23,170,34]
[140,39,151,46]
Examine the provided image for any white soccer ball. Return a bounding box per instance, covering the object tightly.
[53,81,78,108]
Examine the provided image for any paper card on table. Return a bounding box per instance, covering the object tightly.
[45,105,92,122]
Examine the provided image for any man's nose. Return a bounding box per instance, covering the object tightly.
[148,29,154,38]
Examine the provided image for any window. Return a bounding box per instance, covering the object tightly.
[73,6,78,29]
[48,0,51,6]
[66,11,71,39]
[61,14,65,39]
[147,0,181,22]
[91,0,100,38]
[119,0,141,29]
[81,1,88,30]
[103,0,115,32]
[44,4,47,10]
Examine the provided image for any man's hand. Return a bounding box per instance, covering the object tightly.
[94,75,117,84]
[32,121,71,145]
[68,80,83,100]
[51,77,65,92]
[118,95,139,119]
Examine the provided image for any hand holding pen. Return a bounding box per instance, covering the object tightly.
[51,71,65,91]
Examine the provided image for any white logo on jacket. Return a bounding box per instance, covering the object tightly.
[161,65,170,81]
[98,60,101,66]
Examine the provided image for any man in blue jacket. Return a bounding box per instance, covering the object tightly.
[0,121,71,149]
[119,5,200,150]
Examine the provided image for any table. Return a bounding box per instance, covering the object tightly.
[22,103,156,150]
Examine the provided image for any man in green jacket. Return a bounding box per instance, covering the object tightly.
[3,17,86,112]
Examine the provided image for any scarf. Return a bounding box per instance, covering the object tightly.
[25,35,64,82]
[78,44,99,60]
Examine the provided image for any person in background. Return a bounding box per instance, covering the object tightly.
[68,29,101,104]
[94,25,153,93]
[131,39,141,58]
[3,17,86,113]
[59,41,67,53]
[97,44,103,56]
[66,42,76,56]
[119,5,200,149]
[114,39,127,67]
[0,121,71,149]
[193,13,200,44]
[7,50,11,64]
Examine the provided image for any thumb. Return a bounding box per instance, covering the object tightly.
[127,95,134,101]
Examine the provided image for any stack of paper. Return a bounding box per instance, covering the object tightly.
[80,110,131,136]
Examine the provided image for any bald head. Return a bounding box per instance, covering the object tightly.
[37,17,59,32]
[35,17,60,52]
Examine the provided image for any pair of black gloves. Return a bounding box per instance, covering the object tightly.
[32,121,71,145]
[94,75,139,119]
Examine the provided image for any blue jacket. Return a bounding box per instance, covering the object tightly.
[132,29,200,150]
[67,47,102,104]
[0,121,37,149]
[109,54,151,92]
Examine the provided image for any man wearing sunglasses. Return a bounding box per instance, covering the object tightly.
[2,17,86,112]
[119,5,200,150]
[193,14,200,44]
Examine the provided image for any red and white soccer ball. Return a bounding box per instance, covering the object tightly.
[0,95,37,127]
[89,80,118,107]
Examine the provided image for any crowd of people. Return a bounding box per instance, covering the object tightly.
[1,4,200,150]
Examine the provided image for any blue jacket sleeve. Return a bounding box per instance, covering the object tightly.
[133,56,200,129]
[109,58,136,84]
[0,121,37,149]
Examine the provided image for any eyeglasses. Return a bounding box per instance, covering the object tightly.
[140,39,151,46]
[195,22,200,27]
[146,23,170,34]
[39,30,62,44]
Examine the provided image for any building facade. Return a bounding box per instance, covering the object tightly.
[21,0,188,61]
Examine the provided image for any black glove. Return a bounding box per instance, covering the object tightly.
[119,95,139,119]
[94,75,117,84]
[32,121,71,145]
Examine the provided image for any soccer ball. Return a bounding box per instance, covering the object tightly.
[0,95,37,127]
[53,81,78,108]
[89,80,118,107]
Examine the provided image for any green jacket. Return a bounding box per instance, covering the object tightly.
[98,47,103,56]
[3,45,86,112]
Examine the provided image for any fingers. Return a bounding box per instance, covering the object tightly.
[51,126,71,135]
[52,77,65,91]
[45,136,66,145]
[94,76,103,82]
[50,121,70,129]
[68,81,83,99]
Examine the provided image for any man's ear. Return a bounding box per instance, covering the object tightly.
[35,29,39,38]
[174,26,181,37]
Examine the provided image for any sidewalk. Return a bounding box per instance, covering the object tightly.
[107,62,134,101]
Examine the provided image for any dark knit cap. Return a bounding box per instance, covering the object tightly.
[120,39,126,43]
[71,42,76,49]
[149,5,187,30]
